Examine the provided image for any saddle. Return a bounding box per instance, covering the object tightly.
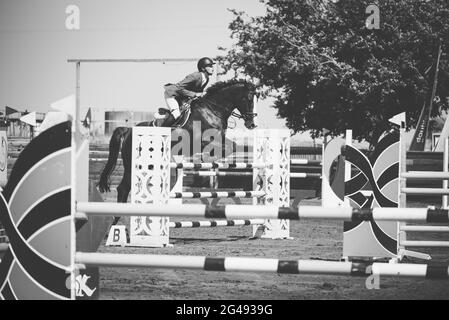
[153,100,192,128]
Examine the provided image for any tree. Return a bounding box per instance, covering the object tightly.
[217,0,449,145]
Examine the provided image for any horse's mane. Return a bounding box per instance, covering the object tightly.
[206,79,256,95]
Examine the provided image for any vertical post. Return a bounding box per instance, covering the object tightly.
[70,61,81,299]
[130,127,171,247]
[397,123,407,261]
[344,130,352,207]
[399,125,407,209]
[443,138,448,208]
[75,62,81,140]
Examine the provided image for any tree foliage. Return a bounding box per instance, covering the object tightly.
[217,0,449,144]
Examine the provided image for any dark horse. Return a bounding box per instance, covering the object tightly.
[98,80,258,224]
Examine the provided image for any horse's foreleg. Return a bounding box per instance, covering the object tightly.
[112,174,131,225]
[117,180,131,202]
[111,217,121,226]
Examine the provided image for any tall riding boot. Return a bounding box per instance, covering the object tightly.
[162,113,176,127]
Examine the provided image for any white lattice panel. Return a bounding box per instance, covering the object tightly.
[130,127,171,247]
[253,129,290,239]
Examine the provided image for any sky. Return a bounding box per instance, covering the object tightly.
[0,0,311,135]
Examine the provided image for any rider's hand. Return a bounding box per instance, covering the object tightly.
[195,92,205,98]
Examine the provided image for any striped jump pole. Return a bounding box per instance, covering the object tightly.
[183,170,320,180]
[169,219,265,229]
[170,162,267,169]
[184,171,254,177]
[185,171,320,178]
[75,252,449,279]
[169,190,265,199]
[76,203,449,223]
[290,172,321,179]
[290,159,321,166]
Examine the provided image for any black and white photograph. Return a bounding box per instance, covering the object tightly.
[1,0,449,302]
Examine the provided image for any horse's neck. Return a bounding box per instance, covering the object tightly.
[196,91,234,124]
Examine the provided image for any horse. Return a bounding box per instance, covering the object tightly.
[98,80,258,225]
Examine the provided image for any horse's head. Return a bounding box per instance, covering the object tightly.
[202,80,258,130]
[230,82,258,130]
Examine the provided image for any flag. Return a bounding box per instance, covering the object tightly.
[388,112,405,127]
[5,106,19,116]
[82,108,91,129]
[50,95,75,118]
[409,44,442,151]
[20,111,37,127]
[38,111,70,134]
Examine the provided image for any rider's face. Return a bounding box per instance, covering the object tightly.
[204,65,214,76]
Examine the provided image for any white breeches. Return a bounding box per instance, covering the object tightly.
[164,92,181,119]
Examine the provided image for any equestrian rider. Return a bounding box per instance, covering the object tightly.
[162,57,215,126]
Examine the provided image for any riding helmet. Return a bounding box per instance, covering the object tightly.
[197,57,215,71]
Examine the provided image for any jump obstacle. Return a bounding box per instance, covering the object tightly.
[126,127,291,247]
[104,121,449,258]
[1,119,449,300]
[398,134,449,260]
[115,123,449,259]
[322,124,449,262]
[122,131,321,245]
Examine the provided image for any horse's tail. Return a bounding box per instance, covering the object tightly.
[98,127,129,193]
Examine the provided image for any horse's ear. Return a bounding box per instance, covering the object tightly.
[253,79,262,98]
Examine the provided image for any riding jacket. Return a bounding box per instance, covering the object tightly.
[164,71,209,105]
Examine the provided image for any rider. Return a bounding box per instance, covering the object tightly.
[162,57,215,126]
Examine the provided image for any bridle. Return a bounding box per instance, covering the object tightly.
[199,95,257,128]
[231,110,257,124]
